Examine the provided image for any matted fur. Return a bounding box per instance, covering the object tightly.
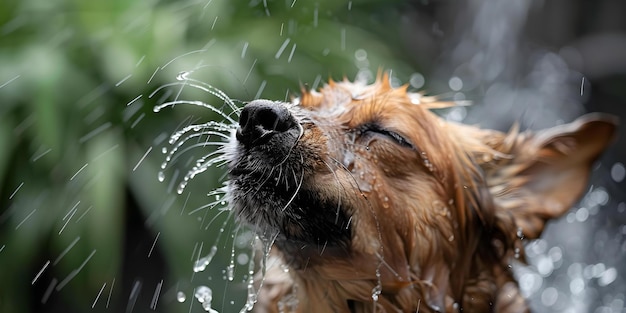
[227,74,617,312]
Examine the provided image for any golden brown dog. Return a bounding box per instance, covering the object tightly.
[225,74,617,312]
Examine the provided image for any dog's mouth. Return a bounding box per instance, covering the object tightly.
[227,100,352,253]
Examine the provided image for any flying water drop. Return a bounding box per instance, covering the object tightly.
[194,286,219,313]
[226,263,235,281]
[177,291,186,303]
[193,246,218,273]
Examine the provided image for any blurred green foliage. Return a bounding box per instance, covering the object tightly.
[0,0,421,312]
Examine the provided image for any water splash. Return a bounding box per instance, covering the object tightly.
[194,286,219,313]
[240,282,257,313]
[153,93,236,194]
[193,245,218,273]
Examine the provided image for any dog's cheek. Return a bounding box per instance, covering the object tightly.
[367,144,422,178]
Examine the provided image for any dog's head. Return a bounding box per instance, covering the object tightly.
[226,75,617,311]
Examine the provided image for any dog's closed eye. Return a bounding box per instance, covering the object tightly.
[357,123,415,149]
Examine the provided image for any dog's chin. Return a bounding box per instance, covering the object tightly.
[228,174,352,254]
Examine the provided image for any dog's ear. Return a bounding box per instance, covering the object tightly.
[474,114,618,239]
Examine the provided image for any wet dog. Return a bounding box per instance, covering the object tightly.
[225,74,617,312]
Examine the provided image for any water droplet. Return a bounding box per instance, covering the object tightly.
[519,272,543,295]
[193,246,218,273]
[420,151,434,172]
[548,246,562,263]
[226,264,235,281]
[194,286,219,312]
[371,284,382,302]
[598,267,617,286]
[448,235,454,242]
[611,162,625,182]
[536,256,554,276]
[355,49,367,61]
[410,72,425,89]
[569,277,585,295]
[237,253,249,265]
[194,286,211,303]
[161,147,168,154]
[177,181,188,195]
[446,106,467,122]
[540,287,558,307]
[157,171,165,182]
[449,76,463,91]
[240,283,257,312]
[177,291,186,303]
[575,207,589,222]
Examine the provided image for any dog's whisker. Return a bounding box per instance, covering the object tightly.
[248,166,275,197]
[193,149,228,167]
[326,156,369,198]
[321,159,348,225]
[154,99,237,124]
[168,121,234,145]
[187,197,227,216]
[345,215,353,230]
[281,168,304,212]
[374,252,402,280]
[175,154,230,194]
[320,240,328,255]
[275,128,302,169]
[161,140,225,171]
[179,78,240,114]
[150,79,240,117]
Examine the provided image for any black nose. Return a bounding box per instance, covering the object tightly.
[236,100,297,146]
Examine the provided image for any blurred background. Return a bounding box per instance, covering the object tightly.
[0,0,625,312]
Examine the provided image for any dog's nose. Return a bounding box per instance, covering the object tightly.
[236,100,297,146]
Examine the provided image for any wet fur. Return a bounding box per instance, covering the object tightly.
[226,74,617,312]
